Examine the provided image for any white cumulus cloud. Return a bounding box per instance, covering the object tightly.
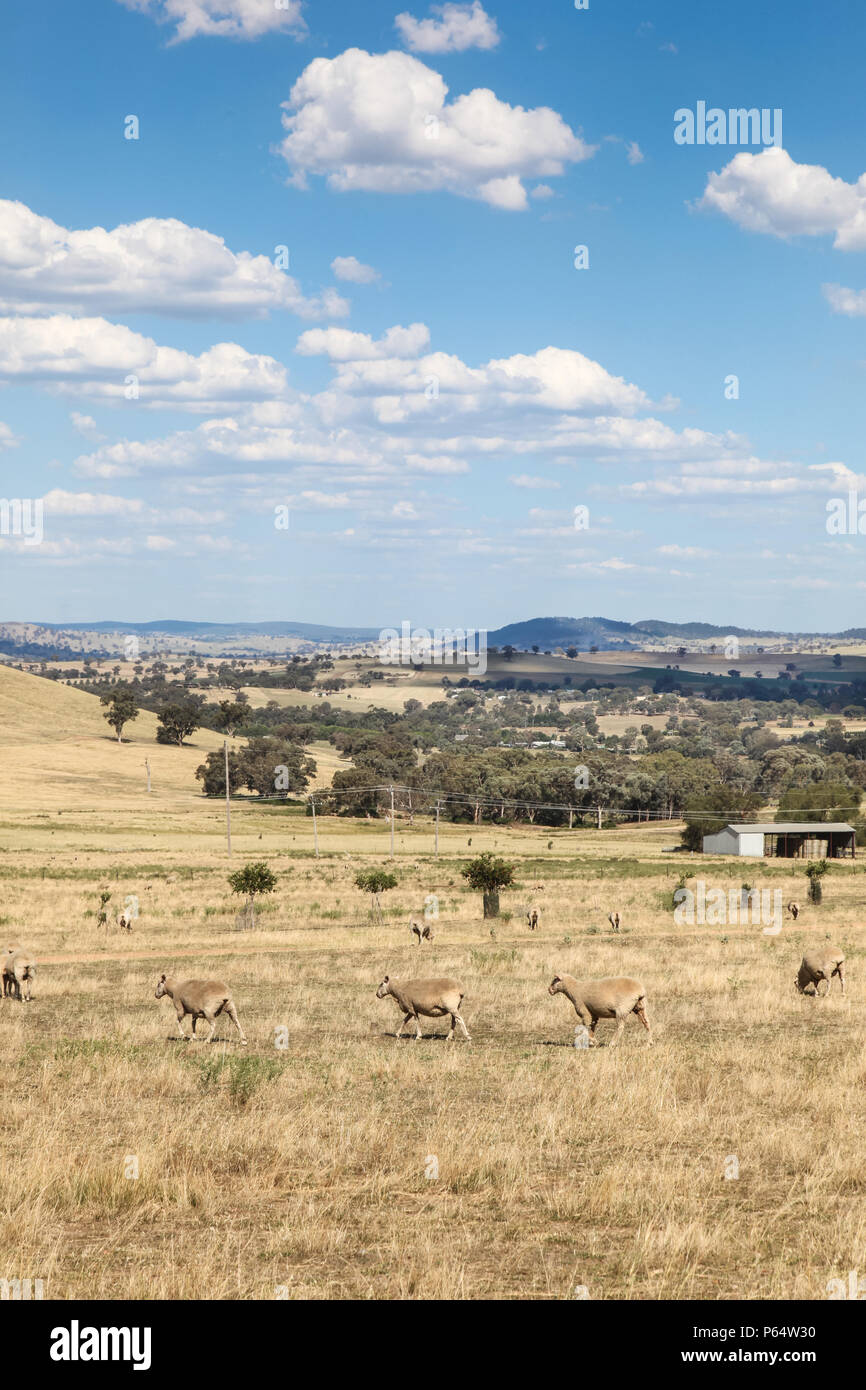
[0,314,289,411]
[278,48,594,210]
[699,147,866,251]
[0,200,347,319]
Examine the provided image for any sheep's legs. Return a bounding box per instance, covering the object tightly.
[634,999,653,1045]
[586,1017,598,1046]
[836,965,845,995]
[395,1011,412,1039]
[609,1014,627,1048]
[447,1011,471,1042]
[413,1015,423,1041]
[174,1010,189,1040]
[225,1001,247,1043]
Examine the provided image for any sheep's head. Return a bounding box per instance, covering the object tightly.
[375,976,391,999]
[154,973,168,999]
[548,975,564,997]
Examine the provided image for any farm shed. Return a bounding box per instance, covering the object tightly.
[702,822,856,859]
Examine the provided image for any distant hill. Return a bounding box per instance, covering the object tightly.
[487,615,788,649]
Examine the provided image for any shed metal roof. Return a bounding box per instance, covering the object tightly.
[725,822,854,835]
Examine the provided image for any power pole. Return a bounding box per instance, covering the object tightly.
[435,798,440,857]
[145,758,151,794]
[311,795,319,858]
[389,784,395,859]
[596,805,602,831]
[224,740,232,858]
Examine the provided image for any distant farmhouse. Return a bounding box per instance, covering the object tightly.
[702,822,856,860]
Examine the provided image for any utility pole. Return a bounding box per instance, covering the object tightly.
[435,798,440,857]
[224,739,232,858]
[145,758,151,794]
[596,805,602,831]
[311,795,319,858]
[389,785,395,858]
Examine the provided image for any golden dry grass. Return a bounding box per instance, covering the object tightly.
[2,665,865,1301]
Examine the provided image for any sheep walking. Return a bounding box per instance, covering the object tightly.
[376,975,470,1041]
[608,911,621,933]
[2,950,37,1002]
[155,974,247,1043]
[787,901,800,922]
[526,908,539,931]
[408,916,434,944]
[548,974,652,1047]
[795,950,845,997]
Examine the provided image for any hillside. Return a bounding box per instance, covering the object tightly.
[0,664,236,811]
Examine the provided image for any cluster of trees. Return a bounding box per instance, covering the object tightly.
[196,737,315,798]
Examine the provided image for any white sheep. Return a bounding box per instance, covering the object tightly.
[526,908,539,931]
[548,973,652,1047]
[787,901,800,922]
[408,916,434,944]
[2,950,37,1002]
[795,950,845,997]
[608,911,621,933]
[375,975,470,1041]
[154,974,247,1043]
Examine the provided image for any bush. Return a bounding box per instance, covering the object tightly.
[460,852,516,918]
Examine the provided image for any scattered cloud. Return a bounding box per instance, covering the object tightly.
[391,499,420,519]
[822,283,866,317]
[278,48,595,210]
[626,141,644,165]
[330,255,381,284]
[296,322,430,360]
[70,411,104,441]
[116,0,306,43]
[395,2,500,54]
[509,474,561,489]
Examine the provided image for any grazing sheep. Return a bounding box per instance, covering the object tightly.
[795,950,845,997]
[608,911,621,933]
[154,974,247,1043]
[548,974,651,1047]
[375,975,470,1041]
[409,917,434,944]
[526,908,539,931]
[787,901,800,922]
[3,951,37,1002]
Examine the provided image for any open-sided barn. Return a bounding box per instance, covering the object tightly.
[701,822,856,859]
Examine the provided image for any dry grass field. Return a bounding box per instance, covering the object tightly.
[1,665,865,1301]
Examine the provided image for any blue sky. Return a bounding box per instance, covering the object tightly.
[1,0,865,631]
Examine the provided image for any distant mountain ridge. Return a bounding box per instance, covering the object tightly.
[0,613,842,660]
[487,616,791,648]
